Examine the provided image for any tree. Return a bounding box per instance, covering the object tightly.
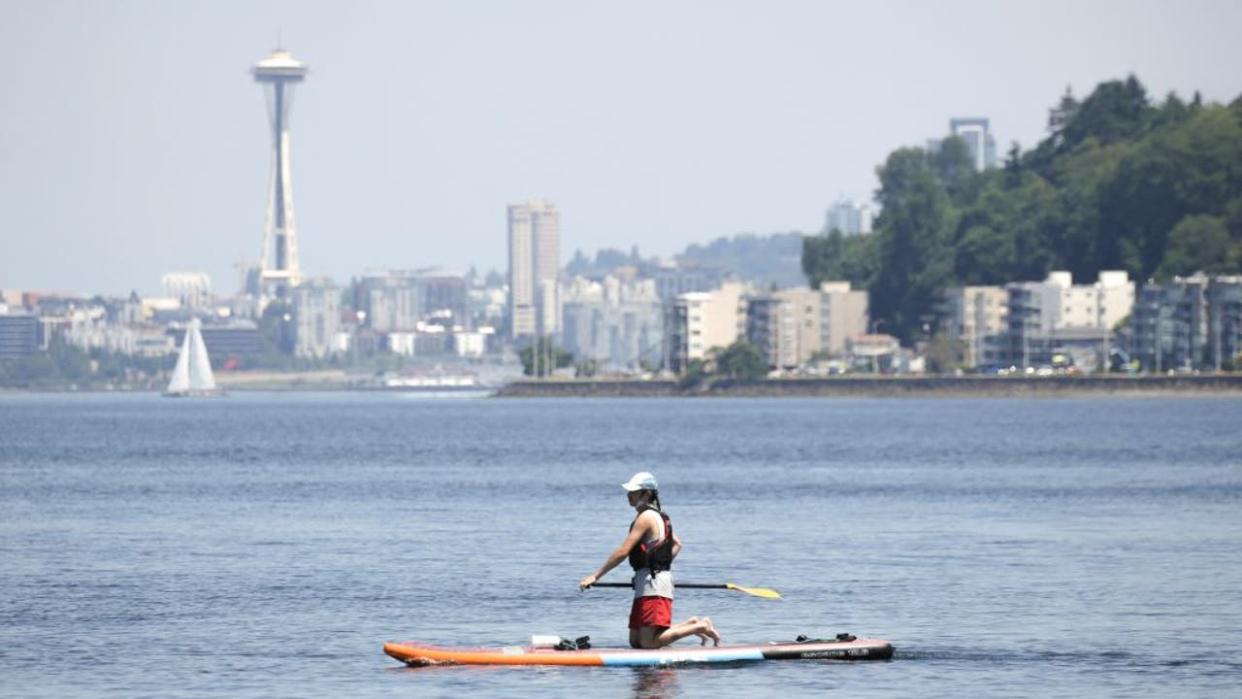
[801,230,876,290]
[1099,106,1242,278]
[259,301,296,357]
[1156,215,1233,279]
[928,136,979,206]
[869,148,955,342]
[924,334,967,374]
[1059,75,1152,150]
[519,336,573,377]
[712,341,768,380]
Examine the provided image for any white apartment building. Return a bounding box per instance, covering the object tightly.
[1052,270,1134,331]
[508,198,561,338]
[943,286,1009,368]
[667,282,750,372]
[1004,270,1135,370]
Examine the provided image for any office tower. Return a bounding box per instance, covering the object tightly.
[252,49,309,297]
[507,199,561,338]
[824,198,873,235]
[161,272,211,309]
[948,117,998,171]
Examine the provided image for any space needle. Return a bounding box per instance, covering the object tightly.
[252,48,308,297]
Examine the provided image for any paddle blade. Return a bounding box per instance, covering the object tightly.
[726,583,783,600]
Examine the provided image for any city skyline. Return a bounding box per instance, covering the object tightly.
[3,1,1242,297]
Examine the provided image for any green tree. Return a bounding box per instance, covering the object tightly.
[519,336,573,377]
[870,148,955,342]
[924,334,967,374]
[1100,106,1242,278]
[1156,215,1233,278]
[712,341,768,380]
[928,136,979,206]
[801,230,876,289]
[1060,75,1152,150]
[258,301,297,358]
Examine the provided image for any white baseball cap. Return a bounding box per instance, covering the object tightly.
[622,471,659,492]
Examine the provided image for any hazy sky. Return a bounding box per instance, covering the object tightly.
[3,0,1241,297]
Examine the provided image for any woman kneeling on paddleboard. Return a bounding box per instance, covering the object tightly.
[579,472,722,649]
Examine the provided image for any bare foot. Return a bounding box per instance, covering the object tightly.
[701,617,721,646]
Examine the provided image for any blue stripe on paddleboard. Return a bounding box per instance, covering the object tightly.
[600,648,766,666]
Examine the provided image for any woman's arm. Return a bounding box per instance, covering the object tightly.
[671,532,682,560]
[579,515,651,589]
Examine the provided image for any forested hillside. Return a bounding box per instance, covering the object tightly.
[803,76,1242,342]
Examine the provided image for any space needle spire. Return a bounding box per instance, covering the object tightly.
[252,48,308,297]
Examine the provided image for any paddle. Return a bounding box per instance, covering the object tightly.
[588,582,782,600]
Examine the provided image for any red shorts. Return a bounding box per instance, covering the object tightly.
[629,595,673,629]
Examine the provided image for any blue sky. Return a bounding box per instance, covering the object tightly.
[3,0,1241,296]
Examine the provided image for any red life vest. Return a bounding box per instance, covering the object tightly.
[627,506,674,573]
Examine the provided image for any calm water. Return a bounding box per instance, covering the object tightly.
[2,393,1240,698]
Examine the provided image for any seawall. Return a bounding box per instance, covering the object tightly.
[493,375,1242,398]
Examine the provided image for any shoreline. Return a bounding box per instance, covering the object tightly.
[493,375,1242,398]
[5,374,1242,398]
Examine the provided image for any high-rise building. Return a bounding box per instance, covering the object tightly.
[560,275,663,371]
[507,199,561,339]
[824,198,873,235]
[252,49,309,297]
[161,272,211,309]
[292,279,340,358]
[948,117,998,171]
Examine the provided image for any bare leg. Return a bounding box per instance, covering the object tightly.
[637,618,722,649]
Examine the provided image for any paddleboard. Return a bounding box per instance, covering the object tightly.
[384,637,894,666]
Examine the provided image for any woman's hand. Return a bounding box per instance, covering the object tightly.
[579,574,598,590]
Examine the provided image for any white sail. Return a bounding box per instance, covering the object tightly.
[165,318,218,396]
[187,320,217,391]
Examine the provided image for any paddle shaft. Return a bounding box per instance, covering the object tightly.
[590,582,730,590]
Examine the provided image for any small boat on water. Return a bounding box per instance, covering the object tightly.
[383,635,893,667]
[164,318,222,397]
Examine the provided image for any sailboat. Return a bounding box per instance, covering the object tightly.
[164,318,221,397]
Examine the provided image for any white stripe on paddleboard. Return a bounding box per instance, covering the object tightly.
[600,648,766,666]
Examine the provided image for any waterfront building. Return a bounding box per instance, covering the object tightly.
[847,333,901,373]
[291,279,340,358]
[824,198,873,236]
[508,199,561,339]
[746,282,868,370]
[665,282,751,373]
[195,323,264,361]
[452,330,491,358]
[943,286,1008,368]
[1128,274,1242,372]
[252,49,309,298]
[352,270,468,333]
[1000,271,1134,370]
[0,313,40,359]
